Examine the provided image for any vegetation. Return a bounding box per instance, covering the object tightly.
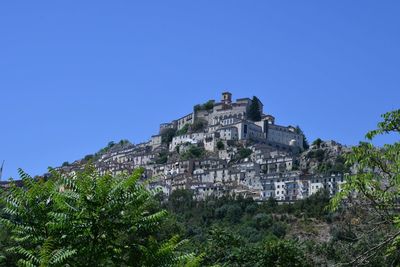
[155,151,168,164]
[194,100,214,112]
[2,109,399,266]
[330,109,400,266]
[161,190,332,266]
[176,124,190,136]
[61,161,69,167]
[0,167,194,266]
[216,140,225,150]
[237,148,252,160]
[312,138,323,148]
[161,128,177,144]
[190,119,207,132]
[96,140,131,156]
[296,126,309,150]
[307,149,325,162]
[180,145,205,160]
[247,96,262,122]
[317,155,349,175]
[83,154,94,162]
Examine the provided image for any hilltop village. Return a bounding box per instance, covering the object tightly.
[58,92,349,201]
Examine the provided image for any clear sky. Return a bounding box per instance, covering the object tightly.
[1,1,399,180]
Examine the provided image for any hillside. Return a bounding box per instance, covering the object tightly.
[55,92,349,203]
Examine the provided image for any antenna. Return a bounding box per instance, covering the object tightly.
[0,160,4,180]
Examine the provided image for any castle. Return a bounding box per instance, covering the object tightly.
[57,92,347,202]
[155,92,303,152]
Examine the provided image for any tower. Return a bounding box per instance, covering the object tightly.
[221,92,232,104]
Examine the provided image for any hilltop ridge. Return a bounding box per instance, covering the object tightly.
[57,92,348,201]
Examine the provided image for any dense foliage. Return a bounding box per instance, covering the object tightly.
[0,167,194,266]
[296,126,309,150]
[247,96,262,122]
[194,100,214,112]
[162,189,337,266]
[331,109,400,266]
[161,128,177,144]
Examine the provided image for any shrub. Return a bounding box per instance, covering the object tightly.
[238,148,252,159]
[191,119,207,132]
[216,140,225,150]
[161,128,177,144]
[176,124,189,136]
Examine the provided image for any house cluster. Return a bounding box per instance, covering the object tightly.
[57,92,346,202]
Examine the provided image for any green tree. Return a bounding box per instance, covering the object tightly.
[176,124,190,136]
[312,138,323,148]
[194,100,214,112]
[330,109,400,266]
[216,140,224,150]
[0,167,194,266]
[296,126,309,150]
[180,146,204,160]
[190,119,207,132]
[237,148,252,160]
[247,96,262,122]
[258,239,310,267]
[61,161,69,167]
[203,227,243,266]
[161,128,177,144]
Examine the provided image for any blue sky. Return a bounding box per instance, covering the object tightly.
[1,1,399,179]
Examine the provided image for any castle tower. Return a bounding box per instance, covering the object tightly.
[221,92,232,104]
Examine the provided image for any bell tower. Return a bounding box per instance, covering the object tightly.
[221,92,232,104]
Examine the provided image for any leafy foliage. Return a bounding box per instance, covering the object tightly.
[247,96,262,122]
[216,140,224,150]
[176,124,190,136]
[156,151,169,164]
[194,100,214,112]
[161,128,177,144]
[237,148,252,160]
[330,109,400,265]
[180,146,205,160]
[296,126,309,150]
[163,191,326,266]
[190,119,207,132]
[0,167,193,266]
[312,138,323,148]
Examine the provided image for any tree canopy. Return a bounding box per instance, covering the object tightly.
[330,109,400,265]
[0,167,194,266]
[247,96,262,122]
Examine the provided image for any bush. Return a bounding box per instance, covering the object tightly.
[226,204,243,224]
[61,161,70,167]
[271,222,287,238]
[312,138,323,148]
[307,149,324,162]
[83,154,94,161]
[191,119,207,132]
[253,213,273,229]
[194,100,214,112]
[155,152,168,164]
[258,240,310,267]
[216,140,225,150]
[176,124,189,136]
[238,148,252,159]
[161,128,177,144]
[181,145,205,160]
